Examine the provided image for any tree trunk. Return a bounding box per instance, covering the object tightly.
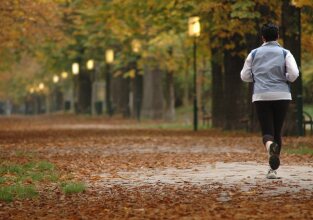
[211,47,224,128]
[128,56,143,120]
[133,72,143,120]
[183,57,190,107]
[281,0,302,135]
[105,64,113,116]
[142,57,164,119]
[112,75,130,117]
[198,56,208,121]
[245,33,259,132]
[164,71,175,121]
[77,70,92,114]
[223,35,246,130]
[245,13,259,132]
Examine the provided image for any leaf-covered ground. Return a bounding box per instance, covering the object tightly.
[0,115,313,219]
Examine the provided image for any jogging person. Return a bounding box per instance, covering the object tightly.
[240,23,299,179]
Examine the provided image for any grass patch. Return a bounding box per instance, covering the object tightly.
[61,182,86,194]
[14,150,36,158]
[0,157,86,202]
[0,185,37,202]
[0,187,13,202]
[37,161,54,171]
[14,185,38,199]
[146,123,192,130]
[139,105,213,130]
[285,147,313,155]
[5,164,24,175]
[23,162,36,170]
[46,174,59,182]
[0,161,57,182]
[304,104,313,117]
[0,160,59,202]
[29,173,45,181]
[142,123,212,130]
[0,177,5,184]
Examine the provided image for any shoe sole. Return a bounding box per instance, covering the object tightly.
[266,173,278,179]
[269,155,280,170]
[269,143,280,170]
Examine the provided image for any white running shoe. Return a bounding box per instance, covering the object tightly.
[266,169,278,179]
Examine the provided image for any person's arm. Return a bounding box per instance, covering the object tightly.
[285,52,299,82]
[240,53,253,82]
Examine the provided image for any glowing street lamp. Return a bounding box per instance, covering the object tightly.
[188,16,201,37]
[39,83,45,91]
[61,71,68,79]
[86,59,95,70]
[131,39,141,53]
[72,62,79,75]
[53,75,59,83]
[105,49,114,64]
[188,16,201,131]
[105,49,114,116]
[71,63,79,113]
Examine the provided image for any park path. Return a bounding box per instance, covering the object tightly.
[0,115,313,219]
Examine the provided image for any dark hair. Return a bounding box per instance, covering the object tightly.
[261,23,279,42]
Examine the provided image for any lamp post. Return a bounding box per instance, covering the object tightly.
[132,39,141,53]
[72,62,79,113]
[27,87,36,114]
[61,71,68,79]
[53,75,59,84]
[188,16,201,131]
[86,59,96,84]
[86,59,98,115]
[86,59,94,71]
[38,82,45,114]
[60,71,71,111]
[132,39,142,121]
[39,82,45,91]
[29,87,35,94]
[72,63,79,75]
[105,49,114,116]
[52,75,60,112]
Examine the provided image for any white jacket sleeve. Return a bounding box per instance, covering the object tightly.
[240,53,253,82]
[285,52,299,82]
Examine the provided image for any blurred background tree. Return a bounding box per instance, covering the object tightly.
[0,0,312,134]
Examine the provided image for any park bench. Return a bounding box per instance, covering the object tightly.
[201,107,249,130]
[303,111,313,135]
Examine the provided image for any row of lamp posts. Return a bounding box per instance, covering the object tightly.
[27,18,200,128]
[70,49,114,115]
[41,45,138,117]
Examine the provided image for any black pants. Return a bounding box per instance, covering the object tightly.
[254,100,289,152]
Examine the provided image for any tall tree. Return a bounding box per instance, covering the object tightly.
[223,35,247,130]
[281,0,302,135]
[164,47,176,121]
[202,0,261,130]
